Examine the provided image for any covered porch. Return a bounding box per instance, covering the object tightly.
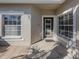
[0,40,76,59]
[0,0,78,59]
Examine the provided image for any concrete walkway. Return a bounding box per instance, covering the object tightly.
[0,45,29,59]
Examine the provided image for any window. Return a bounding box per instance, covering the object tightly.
[58,11,73,40]
[3,15,21,36]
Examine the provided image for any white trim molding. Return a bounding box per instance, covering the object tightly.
[0,0,66,4]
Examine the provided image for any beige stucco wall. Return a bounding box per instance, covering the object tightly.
[0,4,32,47]
[41,9,55,15]
[31,7,42,44]
[0,4,43,46]
[0,4,56,46]
[5,14,31,47]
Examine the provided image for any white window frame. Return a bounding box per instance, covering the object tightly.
[58,11,73,40]
[57,7,77,47]
[1,12,24,40]
[3,15,21,36]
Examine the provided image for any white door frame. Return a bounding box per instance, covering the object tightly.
[42,15,56,39]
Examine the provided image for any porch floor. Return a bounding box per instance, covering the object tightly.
[0,40,74,59]
[0,45,29,59]
[30,40,70,59]
[31,40,58,52]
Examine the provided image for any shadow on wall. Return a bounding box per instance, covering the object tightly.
[0,37,10,54]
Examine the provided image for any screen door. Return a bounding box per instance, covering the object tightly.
[43,17,53,38]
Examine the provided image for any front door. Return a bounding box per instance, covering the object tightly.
[43,17,53,39]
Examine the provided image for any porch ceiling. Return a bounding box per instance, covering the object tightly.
[0,0,66,4]
[35,4,61,10]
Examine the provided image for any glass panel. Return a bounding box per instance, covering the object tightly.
[46,19,51,23]
[46,25,50,29]
[69,13,73,25]
[61,30,65,35]
[68,32,73,38]
[65,32,68,37]
[4,21,8,25]
[3,15,21,36]
[64,15,68,25]
[68,26,73,32]
[69,19,73,25]
[59,16,64,25]
[59,26,64,30]
[65,26,68,31]
[17,31,21,35]
[3,15,21,25]
[8,21,12,25]
[58,12,73,40]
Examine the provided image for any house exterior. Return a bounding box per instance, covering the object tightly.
[0,0,78,51]
[0,5,42,46]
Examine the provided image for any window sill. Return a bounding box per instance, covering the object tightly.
[2,36,21,39]
[1,36,23,41]
[2,36,22,40]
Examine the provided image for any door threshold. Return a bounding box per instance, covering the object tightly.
[44,38,54,42]
[44,38,53,39]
